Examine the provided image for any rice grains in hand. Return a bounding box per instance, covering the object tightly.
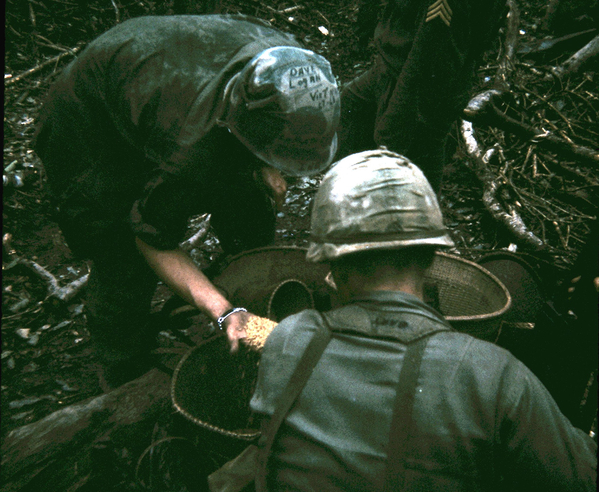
[244,316,278,350]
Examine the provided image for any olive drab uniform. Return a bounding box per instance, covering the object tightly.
[338,0,506,189]
[34,15,304,373]
[242,150,598,491]
[250,292,598,491]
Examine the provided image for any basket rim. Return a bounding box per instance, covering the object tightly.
[431,251,512,322]
[266,278,315,321]
[171,248,513,431]
[171,335,260,440]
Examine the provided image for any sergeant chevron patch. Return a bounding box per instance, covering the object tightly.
[426,0,452,26]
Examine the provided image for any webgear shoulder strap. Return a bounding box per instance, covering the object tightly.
[254,315,333,492]
[383,335,430,491]
[254,315,432,492]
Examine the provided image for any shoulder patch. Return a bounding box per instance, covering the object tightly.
[426,0,452,27]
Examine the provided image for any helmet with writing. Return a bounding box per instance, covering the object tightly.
[224,46,340,176]
[307,149,454,263]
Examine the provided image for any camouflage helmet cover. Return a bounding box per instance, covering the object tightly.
[307,149,454,263]
[224,46,340,176]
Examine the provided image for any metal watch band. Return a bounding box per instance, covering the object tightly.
[216,307,248,331]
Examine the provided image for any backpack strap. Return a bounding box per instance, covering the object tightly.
[255,314,333,492]
[254,314,434,491]
[383,335,430,491]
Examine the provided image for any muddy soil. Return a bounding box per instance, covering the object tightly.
[2,0,598,487]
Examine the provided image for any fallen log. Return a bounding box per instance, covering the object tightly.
[1,368,172,491]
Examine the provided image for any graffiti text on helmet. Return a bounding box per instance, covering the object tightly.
[288,65,322,89]
[290,65,318,77]
[309,86,338,109]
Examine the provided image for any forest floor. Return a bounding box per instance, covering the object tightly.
[2,0,598,488]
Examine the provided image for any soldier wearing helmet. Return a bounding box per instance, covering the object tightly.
[34,15,340,388]
[247,150,596,491]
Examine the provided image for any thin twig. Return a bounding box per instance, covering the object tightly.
[5,45,83,86]
[28,0,37,28]
[517,82,576,132]
[33,33,72,52]
[110,0,121,24]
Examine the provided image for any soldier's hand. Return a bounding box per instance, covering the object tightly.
[222,310,252,353]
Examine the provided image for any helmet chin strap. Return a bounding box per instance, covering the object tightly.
[216,72,241,128]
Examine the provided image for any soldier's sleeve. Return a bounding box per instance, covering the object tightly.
[374,0,506,165]
[497,357,597,491]
[128,136,217,251]
[129,171,200,250]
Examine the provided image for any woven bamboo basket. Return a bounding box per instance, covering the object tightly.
[171,247,511,438]
[427,251,511,342]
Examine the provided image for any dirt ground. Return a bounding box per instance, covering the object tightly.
[2,0,598,488]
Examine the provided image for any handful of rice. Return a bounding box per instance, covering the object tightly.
[244,315,278,351]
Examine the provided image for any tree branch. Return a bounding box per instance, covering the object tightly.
[15,257,89,303]
[460,120,545,250]
[494,0,520,90]
[463,96,599,167]
[5,44,83,86]
[551,34,599,78]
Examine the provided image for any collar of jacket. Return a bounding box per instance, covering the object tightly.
[323,290,453,344]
